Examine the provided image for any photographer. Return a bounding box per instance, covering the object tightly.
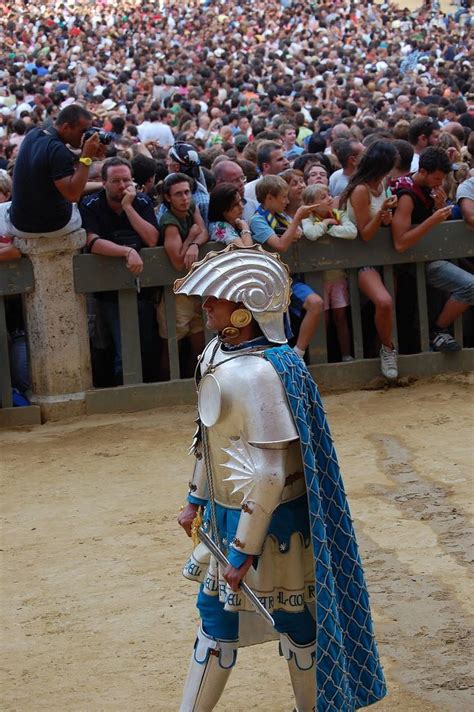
[5,104,106,237]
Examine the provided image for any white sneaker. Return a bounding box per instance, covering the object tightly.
[342,355,354,362]
[380,344,398,379]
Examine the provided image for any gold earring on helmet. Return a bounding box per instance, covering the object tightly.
[230,308,252,328]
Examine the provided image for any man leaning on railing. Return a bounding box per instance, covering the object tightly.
[79,156,160,385]
[392,146,474,353]
[157,172,209,379]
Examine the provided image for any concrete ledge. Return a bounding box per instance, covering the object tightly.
[4,350,472,424]
[0,405,42,428]
[86,378,197,415]
[84,349,474,415]
[310,349,474,392]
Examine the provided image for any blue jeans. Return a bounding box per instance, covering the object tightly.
[425,260,474,305]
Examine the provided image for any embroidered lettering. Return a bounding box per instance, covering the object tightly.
[204,576,218,592]
[226,592,243,607]
[288,594,304,607]
[186,562,202,577]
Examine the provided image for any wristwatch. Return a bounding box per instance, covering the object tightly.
[79,156,92,167]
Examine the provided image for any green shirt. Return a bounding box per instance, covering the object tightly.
[159,201,196,244]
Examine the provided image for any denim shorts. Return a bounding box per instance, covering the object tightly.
[425,260,474,305]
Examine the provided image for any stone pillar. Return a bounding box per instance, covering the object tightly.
[14,229,92,420]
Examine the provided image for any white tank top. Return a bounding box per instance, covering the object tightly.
[346,185,386,224]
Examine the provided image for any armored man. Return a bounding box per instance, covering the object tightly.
[176,245,387,712]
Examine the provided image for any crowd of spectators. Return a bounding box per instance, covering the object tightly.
[1,0,473,397]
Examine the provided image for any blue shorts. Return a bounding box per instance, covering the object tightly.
[197,585,315,645]
[290,280,316,318]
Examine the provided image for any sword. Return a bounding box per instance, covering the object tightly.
[197,527,275,627]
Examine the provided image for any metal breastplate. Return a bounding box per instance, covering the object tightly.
[197,341,304,509]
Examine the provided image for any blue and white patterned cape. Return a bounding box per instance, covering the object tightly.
[264,345,387,712]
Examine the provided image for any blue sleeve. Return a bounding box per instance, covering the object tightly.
[250,214,275,244]
[188,494,207,506]
[227,547,251,568]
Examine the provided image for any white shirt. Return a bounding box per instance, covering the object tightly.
[329,169,350,197]
[244,178,261,203]
[15,102,32,118]
[137,121,175,148]
[242,197,259,222]
[410,153,420,172]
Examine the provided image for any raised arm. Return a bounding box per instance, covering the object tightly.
[350,186,396,241]
[392,194,452,253]
[266,204,321,252]
[121,187,159,247]
[54,133,105,202]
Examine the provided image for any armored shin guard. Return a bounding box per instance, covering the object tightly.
[279,634,316,712]
[179,625,238,712]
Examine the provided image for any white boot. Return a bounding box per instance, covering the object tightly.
[280,634,316,712]
[180,626,238,712]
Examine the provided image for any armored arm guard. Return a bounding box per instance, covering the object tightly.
[188,456,208,503]
[187,420,208,504]
[224,438,289,556]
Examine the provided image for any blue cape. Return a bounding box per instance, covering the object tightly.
[264,345,387,712]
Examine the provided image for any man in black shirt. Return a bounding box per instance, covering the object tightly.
[79,157,160,384]
[7,104,104,236]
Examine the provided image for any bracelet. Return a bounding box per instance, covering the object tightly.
[241,229,251,235]
[188,242,199,248]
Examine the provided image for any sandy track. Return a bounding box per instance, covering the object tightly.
[1,376,472,711]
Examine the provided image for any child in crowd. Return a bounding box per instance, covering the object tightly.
[250,175,323,359]
[301,183,357,362]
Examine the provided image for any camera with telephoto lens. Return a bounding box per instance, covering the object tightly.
[83,127,113,145]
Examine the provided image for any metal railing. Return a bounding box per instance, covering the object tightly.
[1,220,473,422]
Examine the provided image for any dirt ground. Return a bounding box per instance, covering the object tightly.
[1,375,473,712]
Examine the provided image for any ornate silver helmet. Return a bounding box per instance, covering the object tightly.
[174,245,291,343]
